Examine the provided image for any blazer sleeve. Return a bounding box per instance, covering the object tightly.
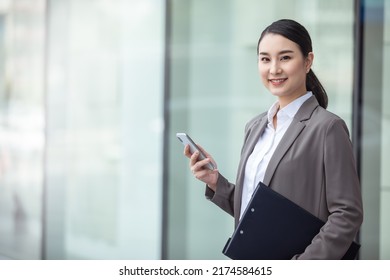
[205,174,235,217]
[295,118,363,259]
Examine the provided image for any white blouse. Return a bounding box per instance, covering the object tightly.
[239,92,313,219]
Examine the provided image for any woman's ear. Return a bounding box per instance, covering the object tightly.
[306,52,314,73]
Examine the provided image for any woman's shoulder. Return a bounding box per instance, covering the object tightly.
[310,106,350,134]
[298,95,346,126]
[312,106,345,124]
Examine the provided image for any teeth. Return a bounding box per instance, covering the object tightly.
[271,79,285,82]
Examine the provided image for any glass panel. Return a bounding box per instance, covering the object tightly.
[45,0,164,259]
[167,0,354,259]
[380,0,390,259]
[0,0,45,259]
[359,0,390,260]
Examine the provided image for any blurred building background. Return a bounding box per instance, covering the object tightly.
[0,0,388,260]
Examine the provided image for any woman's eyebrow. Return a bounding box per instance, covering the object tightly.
[258,50,294,56]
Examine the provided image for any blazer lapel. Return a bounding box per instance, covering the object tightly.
[262,120,305,186]
[262,96,319,186]
[240,117,268,173]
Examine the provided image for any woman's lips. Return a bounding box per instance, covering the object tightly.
[269,78,287,86]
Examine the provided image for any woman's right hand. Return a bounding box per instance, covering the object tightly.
[184,144,219,192]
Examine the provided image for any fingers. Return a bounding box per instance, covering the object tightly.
[191,162,219,188]
[190,157,218,184]
[185,144,217,171]
[183,144,192,158]
[190,152,212,172]
[195,144,217,169]
[184,144,218,186]
[191,167,211,180]
[189,150,200,170]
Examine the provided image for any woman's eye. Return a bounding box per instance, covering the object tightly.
[281,56,291,61]
[260,57,270,62]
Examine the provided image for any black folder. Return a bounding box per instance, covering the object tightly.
[223,182,360,260]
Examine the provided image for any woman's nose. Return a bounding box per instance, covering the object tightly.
[270,61,282,75]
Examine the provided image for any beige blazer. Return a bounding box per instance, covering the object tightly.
[206,96,363,259]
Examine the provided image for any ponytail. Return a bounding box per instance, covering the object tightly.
[306,69,328,109]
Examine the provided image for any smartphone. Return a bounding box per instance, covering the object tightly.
[176,132,215,170]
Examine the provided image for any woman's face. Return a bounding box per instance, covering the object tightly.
[257,33,313,107]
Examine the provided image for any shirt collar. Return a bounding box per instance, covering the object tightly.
[267,92,313,123]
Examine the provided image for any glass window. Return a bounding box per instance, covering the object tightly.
[44,0,164,259]
[360,0,390,260]
[4,0,390,261]
[0,0,45,260]
[166,0,355,259]
[381,0,390,259]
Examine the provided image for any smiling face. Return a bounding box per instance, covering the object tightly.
[258,33,313,108]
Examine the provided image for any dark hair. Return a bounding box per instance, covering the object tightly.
[257,19,328,109]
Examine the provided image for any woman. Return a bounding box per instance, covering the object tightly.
[184,19,363,259]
